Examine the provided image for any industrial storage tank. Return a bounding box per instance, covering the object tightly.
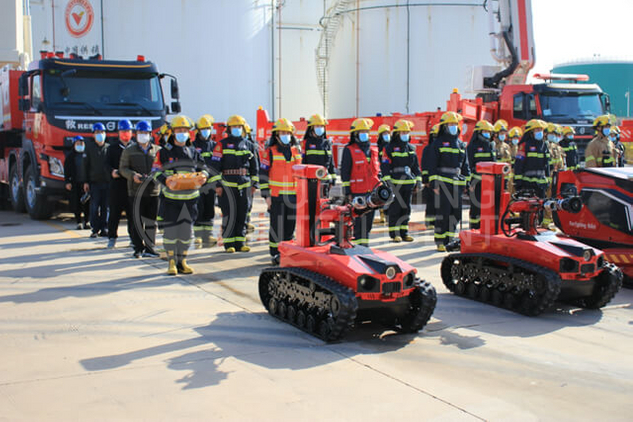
[553,60,633,118]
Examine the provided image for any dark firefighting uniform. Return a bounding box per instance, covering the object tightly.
[427,130,470,246]
[260,142,302,257]
[192,134,216,243]
[559,138,579,170]
[420,137,437,228]
[64,148,89,226]
[106,139,133,240]
[513,133,550,198]
[381,135,422,238]
[340,141,381,246]
[152,144,207,263]
[209,134,258,251]
[302,132,336,191]
[244,135,260,227]
[466,133,496,229]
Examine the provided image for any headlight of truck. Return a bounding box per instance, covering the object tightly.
[49,156,64,178]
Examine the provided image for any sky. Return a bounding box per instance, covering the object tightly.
[530,0,633,74]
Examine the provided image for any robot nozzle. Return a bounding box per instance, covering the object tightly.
[543,196,583,214]
[351,185,393,212]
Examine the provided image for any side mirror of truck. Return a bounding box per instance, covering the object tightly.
[603,94,611,112]
[171,79,179,100]
[171,101,181,114]
[18,74,29,97]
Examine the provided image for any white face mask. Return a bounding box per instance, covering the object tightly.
[95,133,106,144]
[498,134,506,141]
[137,133,151,144]
[75,144,85,153]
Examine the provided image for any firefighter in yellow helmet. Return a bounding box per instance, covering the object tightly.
[260,118,302,264]
[466,119,496,230]
[513,119,549,197]
[585,115,616,167]
[242,121,260,234]
[340,118,381,246]
[420,124,440,229]
[302,113,336,194]
[381,119,421,242]
[493,119,512,165]
[426,112,470,251]
[505,126,523,196]
[192,115,217,247]
[560,126,579,170]
[209,115,259,253]
[374,124,392,225]
[611,125,625,167]
[157,123,172,147]
[152,115,208,275]
[545,123,565,173]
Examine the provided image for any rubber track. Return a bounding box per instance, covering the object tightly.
[441,253,562,316]
[396,280,437,333]
[572,263,623,309]
[259,267,358,342]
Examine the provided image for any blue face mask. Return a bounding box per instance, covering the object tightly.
[511,138,519,145]
[448,125,458,136]
[534,131,544,141]
[175,132,189,144]
[231,127,243,137]
[358,132,369,142]
[200,129,211,139]
[608,135,616,142]
[95,133,106,143]
[400,134,410,142]
[482,132,491,139]
[567,135,574,140]
[382,134,391,142]
[75,144,85,153]
[314,127,325,137]
[498,134,506,141]
[602,127,611,136]
[547,133,557,142]
[279,134,291,145]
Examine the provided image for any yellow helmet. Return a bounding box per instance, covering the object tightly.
[377,124,391,135]
[592,115,611,128]
[439,111,461,125]
[393,119,414,132]
[171,115,193,129]
[493,119,508,132]
[307,113,328,127]
[474,120,494,132]
[350,118,373,132]
[430,124,440,136]
[159,123,171,136]
[561,126,575,136]
[272,118,295,133]
[612,125,620,135]
[508,126,523,138]
[196,115,214,129]
[545,123,562,134]
[244,123,252,134]
[524,119,548,133]
[227,114,247,127]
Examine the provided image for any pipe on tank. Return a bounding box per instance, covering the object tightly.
[483,29,518,89]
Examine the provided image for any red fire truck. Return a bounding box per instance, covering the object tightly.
[0,52,180,219]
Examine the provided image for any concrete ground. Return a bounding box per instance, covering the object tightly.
[0,198,632,421]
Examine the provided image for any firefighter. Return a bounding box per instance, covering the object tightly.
[375,124,391,224]
[381,119,421,242]
[119,121,161,258]
[152,115,208,275]
[560,126,579,170]
[466,119,496,230]
[506,126,522,196]
[82,123,110,238]
[244,122,259,234]
[585,115,616,168]
[514,119,550,198]
[493,120,512,165]
[426,112,470,251]
[64,136,90,230]
[209,115,259,253]
[302,114,337,194]
[192,115,217,248]
[105,119,134,249]
[421,124,440,229]
[546,123,565,173]
[611,126,626,167]
[260,118,302,264]
[340,118,381,246]
[157,124,171,147]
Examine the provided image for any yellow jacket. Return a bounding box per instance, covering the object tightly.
[585,135,616,167]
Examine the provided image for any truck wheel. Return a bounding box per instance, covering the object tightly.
[24,166,52,220]
[9,165,26,213]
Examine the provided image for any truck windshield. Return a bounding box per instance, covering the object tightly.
[44,69,164,113]
[540,93,604,122]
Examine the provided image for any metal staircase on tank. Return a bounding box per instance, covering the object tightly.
[315,0,355,115]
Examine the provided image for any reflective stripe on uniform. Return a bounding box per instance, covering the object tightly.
[429,175,466,185]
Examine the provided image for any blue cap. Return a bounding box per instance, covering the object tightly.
[135,120,152,132]
[92,122,106,132]
[72,135,84,143]
[118,119,133,131]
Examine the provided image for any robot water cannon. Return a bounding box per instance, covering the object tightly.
[543,197,583,214]
[351,184,393,216]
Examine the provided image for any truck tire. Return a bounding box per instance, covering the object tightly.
[9,165,26,213]
[24,166,52,220]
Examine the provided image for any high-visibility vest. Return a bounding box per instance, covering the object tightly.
[348,144,380,194]
[268,145,301,197]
